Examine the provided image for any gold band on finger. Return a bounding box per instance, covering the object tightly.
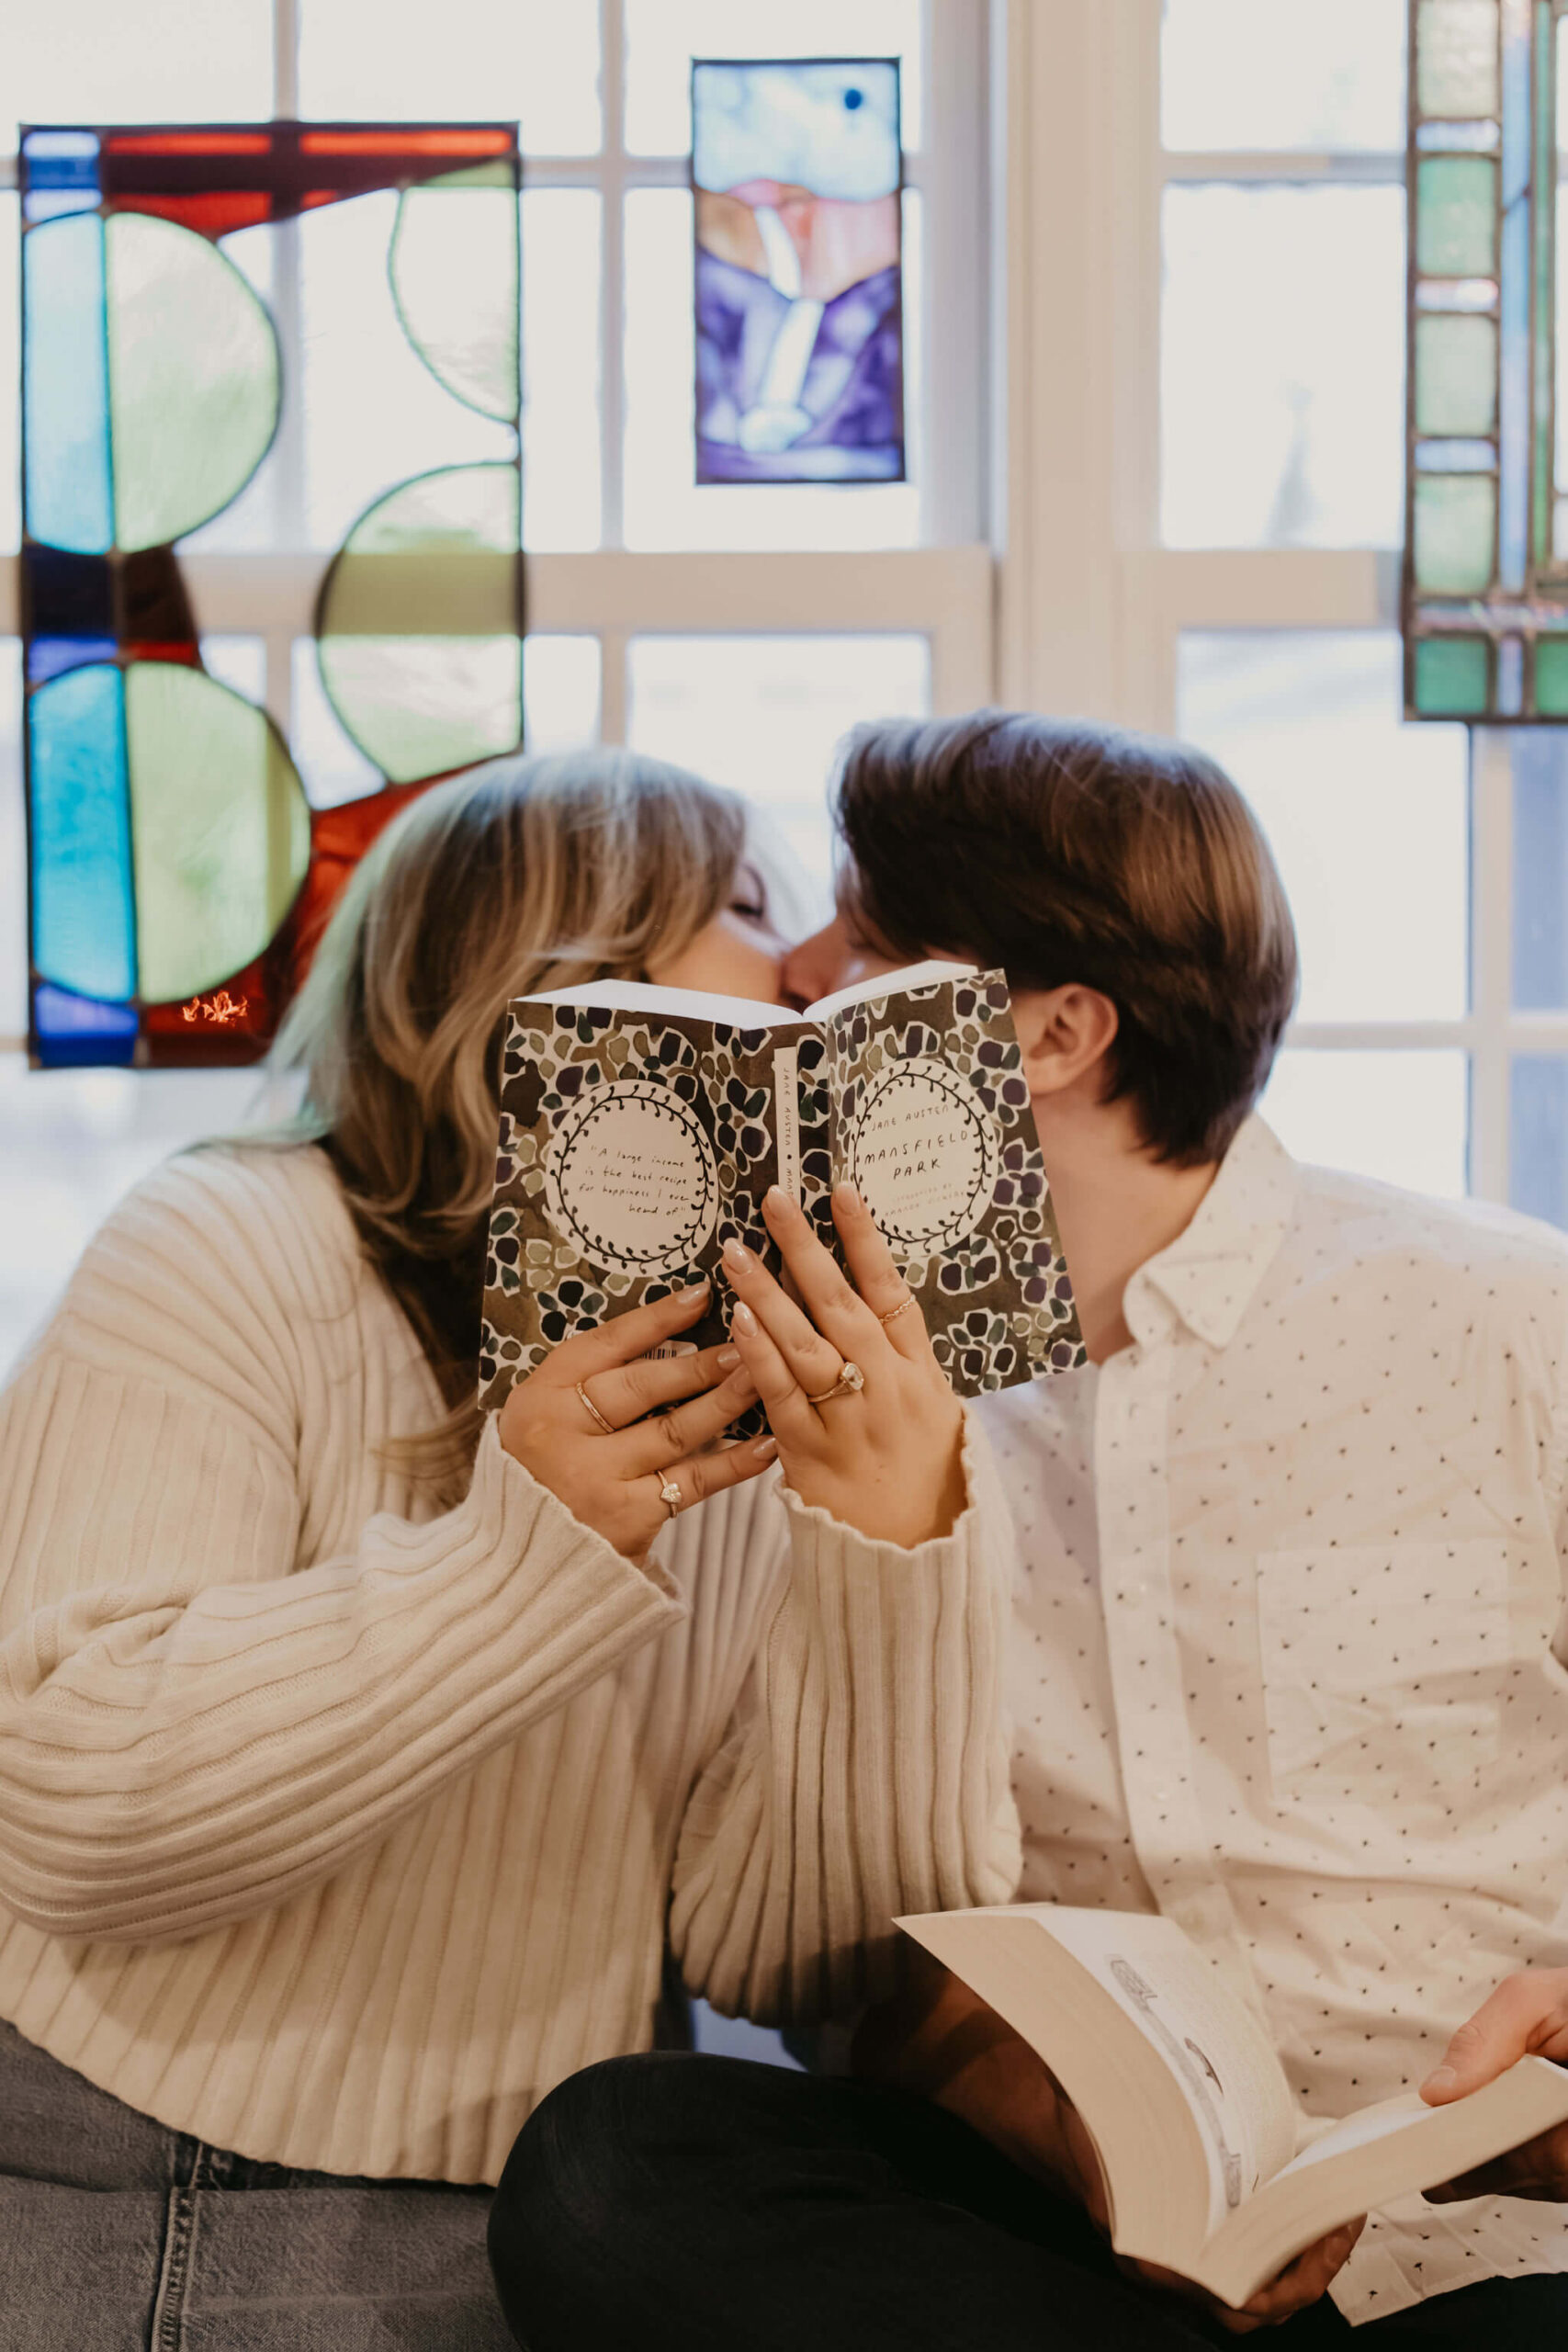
[806,1359,865,1407]
[577,1381,615,1437]
[878,1294,918,1328]
[659,1476,683,1519]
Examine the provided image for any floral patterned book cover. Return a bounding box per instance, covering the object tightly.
[478,963,1086,1410]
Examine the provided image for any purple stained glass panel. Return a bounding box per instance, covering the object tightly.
[691,58,904,485]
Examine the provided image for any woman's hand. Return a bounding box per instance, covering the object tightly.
[497,1280,777,1566]
[1421,1968,1568,2202]
[722,1182,966,1548]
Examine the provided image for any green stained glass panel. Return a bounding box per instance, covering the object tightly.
[1413,472,1496,590]
[389,167,521,422]
[105,212,280,552]
[1416,0,1500,119]
[1413,635,1490,712]
[1416,155,1498,277]
[125,662,310,1001]
[1535,639,1568,714]
[317,461,521,781]
[1414,311,1497,435]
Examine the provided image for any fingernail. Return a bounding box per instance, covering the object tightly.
[722,1237,749,1270]
[1422,2066,1458,2097]
[754,1434,778,1461]
[716,1345,740,1370]
[834,1180,863,1210]
[731,1301,757,1336]
[764,1184,795,1215]
[679,1276,710,1297]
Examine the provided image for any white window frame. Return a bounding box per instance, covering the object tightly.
[995,0,1568,1209]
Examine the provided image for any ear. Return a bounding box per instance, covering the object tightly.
[1011,985,1120,1101]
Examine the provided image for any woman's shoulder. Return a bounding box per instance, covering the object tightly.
[27,1141,384,1432]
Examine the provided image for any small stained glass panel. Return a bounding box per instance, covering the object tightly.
[0,644,24,1040]
[1416,155,1498,277]
[1414,311,1498,435]
[28,663,136,1003]
[1161,0,1406,151]
[1416,0,1501,119]
[0,201,18,555]
[692,59,903,487]
[1262,1051,1469,1198]
[22,211,113,557]
[1412,471,1496,591]
[1178,632,1469,1024]
[1414,635,1492,712]
[1162,187,1405,548]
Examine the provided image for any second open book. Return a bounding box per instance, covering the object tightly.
[899,1904,1568,2311]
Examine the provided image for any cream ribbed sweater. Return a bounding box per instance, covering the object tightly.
[0,1145,1019,2184]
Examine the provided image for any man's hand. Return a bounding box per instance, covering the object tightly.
[852,1961,1363,2330]
[1421,1969,1568,2202]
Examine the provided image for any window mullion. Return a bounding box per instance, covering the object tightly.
[1470,727,1515,1204]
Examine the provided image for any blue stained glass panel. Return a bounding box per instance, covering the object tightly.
[31,982,138,1068]
[27,635,118,685]
[28,662,136,1001]
[22,211,113,555]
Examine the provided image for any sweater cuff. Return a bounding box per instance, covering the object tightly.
[772,1406,997,1582]
[465,1412,685,1605]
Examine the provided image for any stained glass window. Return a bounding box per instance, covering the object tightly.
[17,120,523,1067]
[1402,0,1568,719]
[690,59,904,484]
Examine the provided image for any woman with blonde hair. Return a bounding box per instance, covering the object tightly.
[0,748,1015,2350]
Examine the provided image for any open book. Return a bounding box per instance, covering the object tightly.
[899,1903,1568,2311]
[478,961,1084,1409]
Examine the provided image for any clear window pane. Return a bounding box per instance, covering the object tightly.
[524,193,601,554]
[1512,1057,1568,1227]
[1511,733,1568,1007]
[626,633,930,891]
[5,0,274,149]
[299,0,602,153]
[1162,187,1406,548]
[525,637,602,751]
[0,1062,265,1382]
[1178,632,1469,1023]
[625,0,923,156]
[293,639,384,809]
[1162,0,1406,152]
[624,187,920,552]
[0,641,23,1043]
[0,198,17,554]
[1261,1050,1469,1196]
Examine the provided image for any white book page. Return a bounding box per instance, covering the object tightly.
[803,958,978,1022]
[1028,1910,1299,2233]
[519,979,805,1026]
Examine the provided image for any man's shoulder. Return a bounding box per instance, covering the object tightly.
[1285,1158,1568,1319]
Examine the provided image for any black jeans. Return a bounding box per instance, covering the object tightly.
[488,2052,1568,2351]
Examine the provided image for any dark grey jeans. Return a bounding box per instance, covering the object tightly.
[0,2018,514,2350]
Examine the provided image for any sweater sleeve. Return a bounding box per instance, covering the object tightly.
[0,1170,682,1945]
[668,1408,1023,2024]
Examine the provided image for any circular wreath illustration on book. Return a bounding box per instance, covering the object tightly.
[544,1078,720,1277]
[846,1057,1001,1250]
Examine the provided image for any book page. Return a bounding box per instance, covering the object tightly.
[1031,1910,1298,2230]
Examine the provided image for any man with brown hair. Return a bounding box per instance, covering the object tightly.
[489,715,1568,2348]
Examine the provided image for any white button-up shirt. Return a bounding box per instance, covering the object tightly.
[977,1117,1568,2324]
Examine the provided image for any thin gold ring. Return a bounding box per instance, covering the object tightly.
[806,1360,866,1407]
[577,1381,615,1437]
[878,1294,918,1328]
[659,1476,683,1519]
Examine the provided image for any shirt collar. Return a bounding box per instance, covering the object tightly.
[1123,1114,1298,1351]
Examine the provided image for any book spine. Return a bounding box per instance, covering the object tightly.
[773,1045,802,1204]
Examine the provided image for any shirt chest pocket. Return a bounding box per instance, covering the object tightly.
[1255,1542,1519,1814]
